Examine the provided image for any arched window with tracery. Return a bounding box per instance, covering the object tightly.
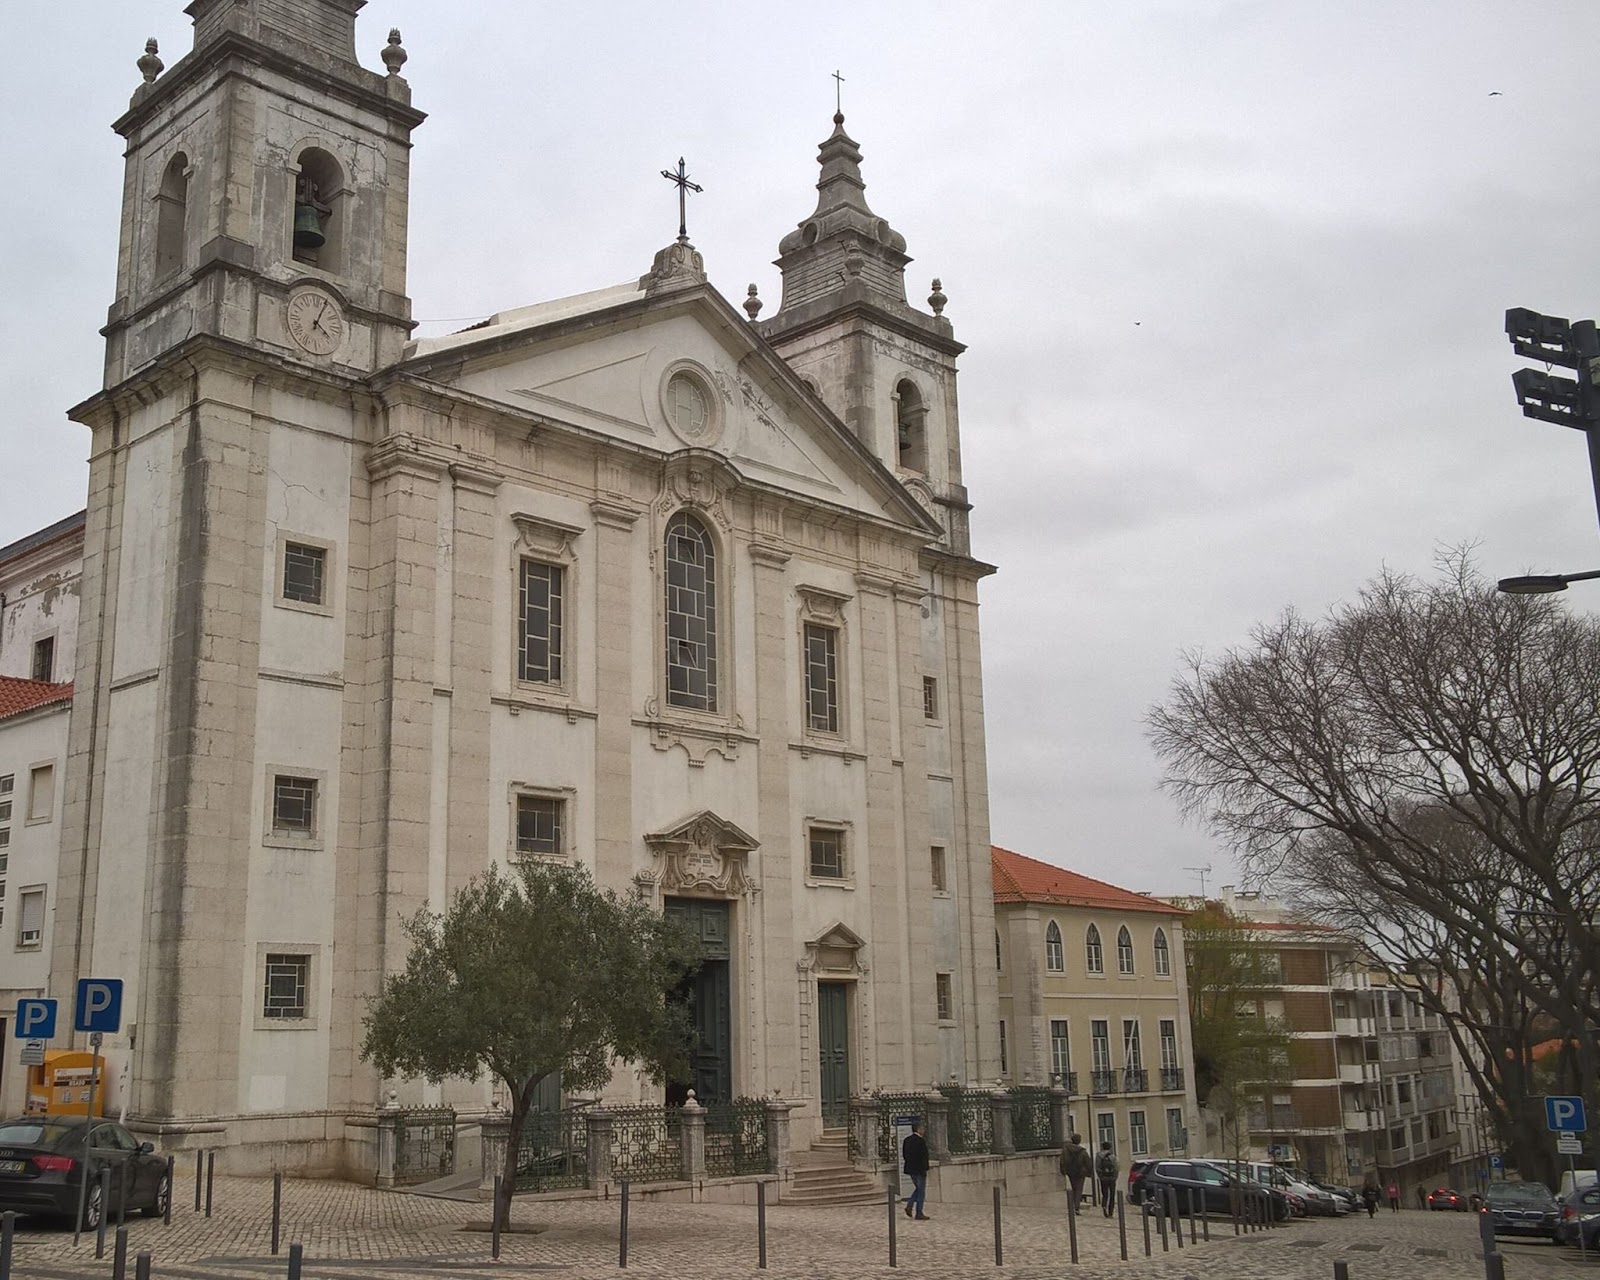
[1117,925,1135,974]
[1045,920,1064,973]
[1085,923,1104,974]
[664,511,718,712]
[1153,928,1171,976]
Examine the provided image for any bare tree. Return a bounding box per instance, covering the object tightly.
[1148,553,1600,1180]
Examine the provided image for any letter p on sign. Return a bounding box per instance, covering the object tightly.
[15,999,57,1039]
[73,979,123,1034]
[1546,1095,1588,1133]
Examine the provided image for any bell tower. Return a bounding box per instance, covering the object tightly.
[101,0,425,384]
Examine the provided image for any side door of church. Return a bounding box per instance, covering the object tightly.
[664,897,733,1105]
[817,981,850,1130]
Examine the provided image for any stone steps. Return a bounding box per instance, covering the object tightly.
[785,1164,885,1206]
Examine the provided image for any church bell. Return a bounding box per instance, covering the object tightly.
[293,204,326,250]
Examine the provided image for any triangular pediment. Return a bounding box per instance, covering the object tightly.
[808,921,866,952]
[644,809,759,853]
[398,282,938,535]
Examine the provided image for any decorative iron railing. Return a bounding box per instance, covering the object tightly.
[1010,1086,1054,1152]
[874,1093,930,1164]
[515,1109,587,1191]
[1123,1068,1149,1093]
[609,1104,683,1183]
[1160,1067,1185,1092]
[393,1107,456,1185]
[1052,1071,1079,1096]
[1090,1070,1119,1096]
[940,1086,994,1156]
[704,1099,768,1177]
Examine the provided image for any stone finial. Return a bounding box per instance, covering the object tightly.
[381,28,408,76]
[138,37,164,85]
[928,278,947,316]
[744,284,763,321]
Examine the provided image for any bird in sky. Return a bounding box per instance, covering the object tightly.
[1488,91,1503,96]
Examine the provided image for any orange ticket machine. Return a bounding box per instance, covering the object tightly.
[24,1051,106,1116]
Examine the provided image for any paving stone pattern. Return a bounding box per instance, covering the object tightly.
[2,1177,1573,1280]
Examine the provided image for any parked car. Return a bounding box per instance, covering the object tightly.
[0,1116,169,1227]
[1482,1181,1559,1241]
[1199,1158,1340,1217]
[1308,1177,1362,1211]
[1557,1184,1600,1247]
[1427,1187,1468,1211]
[1128,1159,1291,1220]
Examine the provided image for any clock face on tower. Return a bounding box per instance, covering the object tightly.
[286,289,345,356]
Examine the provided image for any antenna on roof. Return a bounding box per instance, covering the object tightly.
[1184,864,1213,900]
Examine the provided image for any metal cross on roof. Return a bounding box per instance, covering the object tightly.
[833,69,846,113]
[660,157,704,244]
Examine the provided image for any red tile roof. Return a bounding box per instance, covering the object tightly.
[0,677,73,721]
[992,845,1177,916]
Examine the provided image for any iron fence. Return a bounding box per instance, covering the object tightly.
[704,1099,768,1177]
[609,1104,683,1183]
[874,1093,930,1163]
[940,1086,993,1156]
[515,1109,587,1191]
[1123,1068,1149,1093]
[1090,1070,1119,1095]
[1010,1086,1053,1152]
[1161,1067,1185,1092]
[393,1108,456,1186]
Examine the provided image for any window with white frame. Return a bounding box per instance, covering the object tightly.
[17,886,44,950]
[517,559,565,684]
[1160,1019,1179,1071]
[664,511,718,712]
[936,972,953,1021]
[270,773,318,837]
[27,764,54,824]
[1166,1107,1186,1152]
[262,952,310,1019]
[1129,1109,1148,1155]
[1153,927,1171,976]
[923,675,939,720]
[1045,920,1064,972]
[282,541,327,606]
[1090,1019,1111,1072]
[807,825,846,880]
[1123,1019,1143,1070]
[803,622,839,733]
[514,794,565,859]
[1116,925,1135,974]
[1085,923,1104,974]
[1050,1019,1071,1081]
[31,636,55,682]
[1096,1112,1116,1156]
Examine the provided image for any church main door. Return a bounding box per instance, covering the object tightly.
[664,897,733,1105]
[817,981,850,1130]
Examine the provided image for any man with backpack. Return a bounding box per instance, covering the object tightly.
[1095,1141,1120,1216]
[1059,1131,1092,1213]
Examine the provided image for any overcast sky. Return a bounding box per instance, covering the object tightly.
[7,2,1600,896]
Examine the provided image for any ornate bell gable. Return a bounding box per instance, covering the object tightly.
[638,810,759,899]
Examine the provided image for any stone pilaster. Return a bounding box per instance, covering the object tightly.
[763,1099,795,1176]
[990,1090,1015,1155]
[892,582,936,1084]
[1049,1086,1072,1148]
[850,1096,880,1171]
[924,1091,950,1162]
[590,500,638,889]
[585,1109,614,1185]
[446,462,500,892]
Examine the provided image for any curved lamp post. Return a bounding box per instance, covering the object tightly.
[1496,569,1600,595]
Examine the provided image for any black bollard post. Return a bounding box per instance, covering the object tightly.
[1334,1262,1350,1280]
[1142,1200,1152,1256]
[619,1179,630,1269]
[96,1165,112,1258]
[163,1155,174,1226]
[887,1183,898,1269]
[1171,1187,1183,1249]
[0,1211,12,1280]
[195,1150,203,1212]
[757,1178,767,1269]
[1066,1186,1080,1263]
[993,1185,1003,1267]
[272,1171,282,1255]
[1188,1186,1198,1243]
[1117,1190,1128,1262]
[112,1225,129,1280]
[205,1151,215,1218]
[1201,1188,1210,1241]
[135,1252,151,1280]
[491,1175,502,1261]
[287,1242,303,1280]
[1485,1252,1506,1280]
[118,1159,129,1230]
[1158,1192,1169,1251]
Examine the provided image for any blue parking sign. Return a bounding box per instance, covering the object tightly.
[1546,1096,1587,1133]
[14,999,57,1040]
[73,979,123,1034]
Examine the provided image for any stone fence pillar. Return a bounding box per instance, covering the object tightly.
[680,1093,707,1181]
[849,1096,880,1170]
[1049,1086,1072,1148]
[479,1112,510,1191]
[375,1103,403,1188]
[990,1090,1015,1156]
[764,1099,794,1177]
[923,1091,951,1162]
[586,1109,613,1186]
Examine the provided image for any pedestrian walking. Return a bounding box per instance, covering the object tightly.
[1095,1142,1120,1217]
[902,1120,930,1221]
[1059,1131,1092,1214]
[1386,1181,1400,1213]
[1361,1184,1379,1218]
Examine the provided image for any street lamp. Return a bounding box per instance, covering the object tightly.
[1497,569,1600,595]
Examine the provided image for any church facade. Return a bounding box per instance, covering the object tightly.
[49,0,999,1172]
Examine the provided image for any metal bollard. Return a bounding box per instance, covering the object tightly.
[205,1151,215,1218]
[1142,1200,1152,1256]
[0,1212,12,1280]
[135,1252,152,1280]
[887,1183,897,1269]
[1485,1251,1506,1280]
[1066,1186,1079,1264]
[993,1185,1003,1267]
[163,1155,174,1226]
[112,1225,129,1280]
[1171,1187,1183,1249]
[1116,1189,1128,1262]
[1201,1189,1210,1241]
[619,1179,630,1268]
[287,1241,303,1280]
[119,1159,129,1230]
[1334,1261,1350,1280]
[491,1175,502,1261]
[195,1150,203,1212]
[757,1178,767,1269]
[1158,1192,1169,1251]
[272,1171,282,1256]
[96,1165,112,1258]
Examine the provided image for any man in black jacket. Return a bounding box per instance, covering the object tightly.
[1059,1131,1091,1213]
[902,1120,930,1220]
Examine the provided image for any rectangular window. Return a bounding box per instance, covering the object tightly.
[27,764,54,823]
[1123,1019,1143,1070]
[515,794,564,858]
[1166,1107,1186,1152]
[517,559,565,684]
[930,845,947,892]
[936,972,953,1021]
[31,637,55,682]
[999,1020,1008,1076]
[923,676,939,720]
[1389,1125,1406,1152]
[1160,1020,1179,1071]
[1409,1117,1424,1145]
[1090,1020,1111,1072]
[1096,1112,1116,1155]
[803,623,839,733]
[271,774,318,835]
[1050,1020,1071,1080]
[808,826,845,879]
[1129,1110,1148,1155]
[281,542,327,606]
[262,953,310,1019]
[17,886,44,949]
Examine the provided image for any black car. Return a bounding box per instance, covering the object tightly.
[0,1116,169,1227]
[1483,1181,1559,1241]
[1556,1185,1600,1247]
[1127,1158,1291,1220]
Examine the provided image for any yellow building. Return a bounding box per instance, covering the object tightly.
[993,846,1199,1167]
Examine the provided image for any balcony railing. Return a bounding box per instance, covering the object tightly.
[1090,1069,1120,1096]
[1052,1071,1079,1095]
[1160,1067,1185,1092]
[1123,1068,1149,1093]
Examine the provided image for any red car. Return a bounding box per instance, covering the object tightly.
[1427,1187,1467,1211]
